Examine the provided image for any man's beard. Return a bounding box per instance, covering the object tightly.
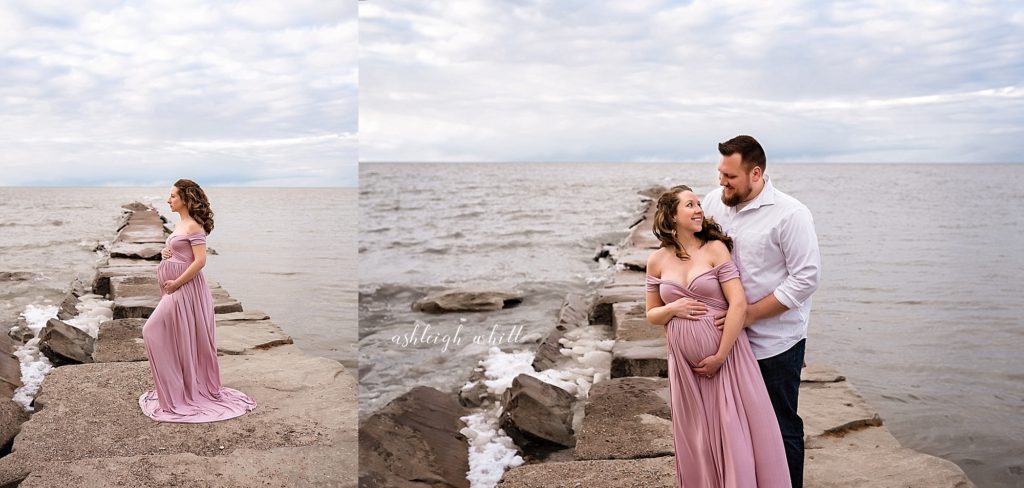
[721,187,749,207]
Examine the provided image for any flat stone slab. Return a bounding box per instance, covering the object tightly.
[92,318,147,362]
[612,248,650,272]
[111,276,243,319]
[115,222,169,244]
[498,456,675,488]
[805,426,975,487]
[109,242,163,260]
[610,338,667,378]
[612,301,663,341]
[216,311,272,322]
[592,285,646,325]
[799,380,882,439]
[92,317,292,362]
[802,363,846,383]
[610,270,646,286]
[216,319,294,355]
[19,444,355,488]
[94,261,160,296]
[0,345,356,485]
[575,377,672,460]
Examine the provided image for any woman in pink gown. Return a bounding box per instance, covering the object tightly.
[645,185,789,487]
[139,179,257,423]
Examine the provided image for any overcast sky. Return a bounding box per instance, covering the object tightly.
[1,1,356,186]
[360,0,1024,163]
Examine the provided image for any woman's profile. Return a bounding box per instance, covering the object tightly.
[645,185,789,487]
[139,179,256,423]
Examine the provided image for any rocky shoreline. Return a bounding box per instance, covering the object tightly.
[0,203,357,487]
[360,188,975,488]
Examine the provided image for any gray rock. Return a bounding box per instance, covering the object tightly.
[500,374,576,449]
[216,318,293,355]
[359,386,470,488]
[109,242,164,261]
[591,285,646,325]
[56,292,81,320]
[498,456,675,488]
[111,276,242,320]
[0,345,357,485]
[0,400,28,454]
[39,318,95,365]
[532,294,590,371]
[612,301,663,341]
[92,315,291,362]
[91,318,147,363]
[801,363,846,383]
[93,260,159,296]
[413,289,524,314]
[458,367,489,408]
[611,248,650,272]
[120,202,151,212]
[110,275,161,319]
[800,379,882,439]
[610,270,646,286]
[805,426,975,487]
[0,271,34,282]
[575,377,673,460]
[610,338,667,378]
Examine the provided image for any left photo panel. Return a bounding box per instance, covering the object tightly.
[0,2,357,486]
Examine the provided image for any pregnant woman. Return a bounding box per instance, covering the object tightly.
[139,179,256,423]
[645,185,788,487]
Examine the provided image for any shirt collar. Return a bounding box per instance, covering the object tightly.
[738,174,775,212]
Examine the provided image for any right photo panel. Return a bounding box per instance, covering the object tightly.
[357,2,1023,488]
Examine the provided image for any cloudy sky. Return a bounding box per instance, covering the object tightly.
[360,0,1024,163]
[1,1,356,186]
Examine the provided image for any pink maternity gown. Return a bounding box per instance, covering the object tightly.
[139,231,256,423]
[647,260,790,487]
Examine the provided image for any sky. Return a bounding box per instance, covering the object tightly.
[0,1,357,186]
[360,0,1024,163]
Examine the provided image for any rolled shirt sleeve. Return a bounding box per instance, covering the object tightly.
[772,206,821,310]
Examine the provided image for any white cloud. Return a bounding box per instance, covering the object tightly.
[360,0,1024,163]
[0,1,357,186]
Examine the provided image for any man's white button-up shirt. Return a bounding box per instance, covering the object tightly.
[702,175,821,360]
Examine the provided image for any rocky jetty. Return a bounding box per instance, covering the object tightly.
[493,189,974,487]
[0,203,357,487]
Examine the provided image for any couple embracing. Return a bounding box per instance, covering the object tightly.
[645,135,821,487]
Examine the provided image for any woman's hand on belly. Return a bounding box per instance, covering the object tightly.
[163,279,181,294]
[692,352,726,379]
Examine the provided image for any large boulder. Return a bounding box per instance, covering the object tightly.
[39,318,94,365]
[359,386,470,488]
[413,290,523,314]
[499,374,576,449]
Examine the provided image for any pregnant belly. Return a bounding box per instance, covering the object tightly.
[157,260,187,283]
[668,317,722,367]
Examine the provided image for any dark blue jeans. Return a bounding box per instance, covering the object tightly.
[757,339,805,488]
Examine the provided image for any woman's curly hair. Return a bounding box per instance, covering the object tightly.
[174,179,215,234]
[652,185,732,260]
